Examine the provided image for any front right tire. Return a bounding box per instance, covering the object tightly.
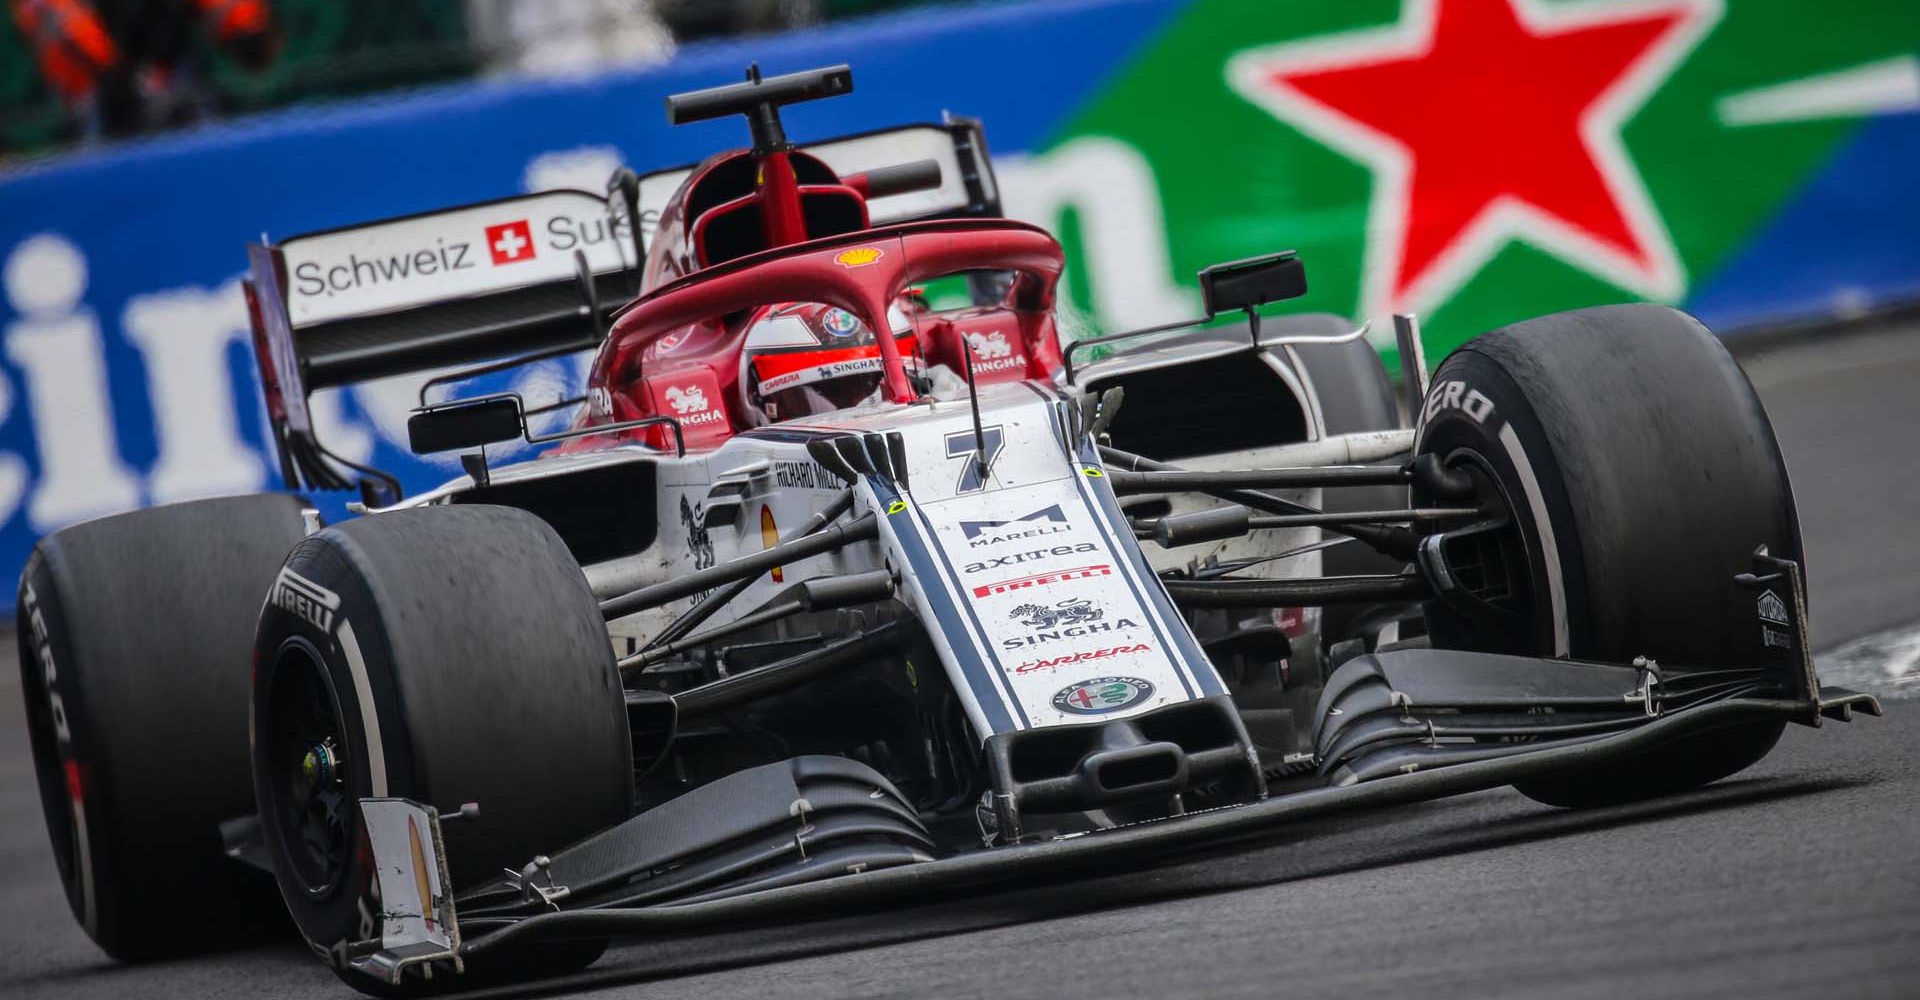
[251,504,631,993]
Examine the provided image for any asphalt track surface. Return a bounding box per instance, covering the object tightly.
[4,319,1917,1000]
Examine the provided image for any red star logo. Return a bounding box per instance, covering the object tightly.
[1230,0,1717,318]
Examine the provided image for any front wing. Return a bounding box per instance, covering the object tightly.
[349,571,1880,985]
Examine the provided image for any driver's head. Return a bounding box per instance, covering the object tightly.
[742,304,917,424]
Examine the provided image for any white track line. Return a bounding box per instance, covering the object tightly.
[1817,620,1920,701]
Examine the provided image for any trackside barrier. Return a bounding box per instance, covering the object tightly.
[0,0,1915,614]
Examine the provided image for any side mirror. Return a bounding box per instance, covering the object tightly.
[1062,250,1311,383]
[407,397,524,454]
[1198,251,1307,317]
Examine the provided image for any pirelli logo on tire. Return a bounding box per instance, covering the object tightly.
[272,567,341,635]
[1422,379,1497,427]
[20,582,71,746]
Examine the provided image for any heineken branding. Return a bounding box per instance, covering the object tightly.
[0,0,1909,615]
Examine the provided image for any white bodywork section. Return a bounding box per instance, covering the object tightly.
[383,337,1403,738]
[357,794,456,959]
[281,190,630,327]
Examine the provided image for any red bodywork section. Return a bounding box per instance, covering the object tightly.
[565,174,1068,452]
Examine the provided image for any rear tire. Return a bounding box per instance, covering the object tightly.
[1413,304,1798,808]
[18,494,309,959]
[1279,315,1400,441]
[1279,316,1409,646]
[250,504,631,994]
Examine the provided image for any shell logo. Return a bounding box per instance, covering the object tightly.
[833,246,883,268]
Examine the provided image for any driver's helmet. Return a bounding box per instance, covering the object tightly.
[741,303,919,424]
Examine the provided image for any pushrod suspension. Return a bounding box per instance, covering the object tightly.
[643,488,856,648]
[601,512,878,620]
[1099,445,1419,560]
[1162,574,1430,608]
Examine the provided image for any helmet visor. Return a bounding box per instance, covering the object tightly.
[751,338,919,421]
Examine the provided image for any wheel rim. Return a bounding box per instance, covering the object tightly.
[263,638,354,899]
[1422,448,1543,654]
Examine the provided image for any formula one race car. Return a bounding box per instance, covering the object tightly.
[18,65,1880,993]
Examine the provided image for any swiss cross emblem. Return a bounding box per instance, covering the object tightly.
[485,220,536,265]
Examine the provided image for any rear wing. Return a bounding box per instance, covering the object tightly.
[245,189,631,495]
[629,119,1000,253]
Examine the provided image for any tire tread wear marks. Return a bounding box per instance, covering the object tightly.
[1414,304,1799,808]
[17,494,309,960]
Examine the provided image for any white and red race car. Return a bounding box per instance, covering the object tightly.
[19,64,1877,994]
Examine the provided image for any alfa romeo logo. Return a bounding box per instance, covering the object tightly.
[1052,676,1153,716]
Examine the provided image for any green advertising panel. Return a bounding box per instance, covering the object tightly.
[1040,0,1919,363]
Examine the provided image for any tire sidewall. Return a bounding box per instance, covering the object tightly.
[17,553,112,945]
[16,495,309,959]
[250,507,631,988]
[252,539,412,972]
[1414,348,1591,658]
[1413,308,1797,805]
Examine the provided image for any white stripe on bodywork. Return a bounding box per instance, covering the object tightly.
[1065,463,1206,699]
[335,621,389,797]
[1498,423,1569,656]
[1278,344,1328,440]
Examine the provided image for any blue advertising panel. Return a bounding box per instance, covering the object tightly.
[0,0,1914,613]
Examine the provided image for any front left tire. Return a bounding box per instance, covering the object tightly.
[18,494,309,959]
[1414,304,1800,807]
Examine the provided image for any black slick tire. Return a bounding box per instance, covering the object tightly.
[18,494,309,959]
[250,504,630,995]
[1413,304,1798,808]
